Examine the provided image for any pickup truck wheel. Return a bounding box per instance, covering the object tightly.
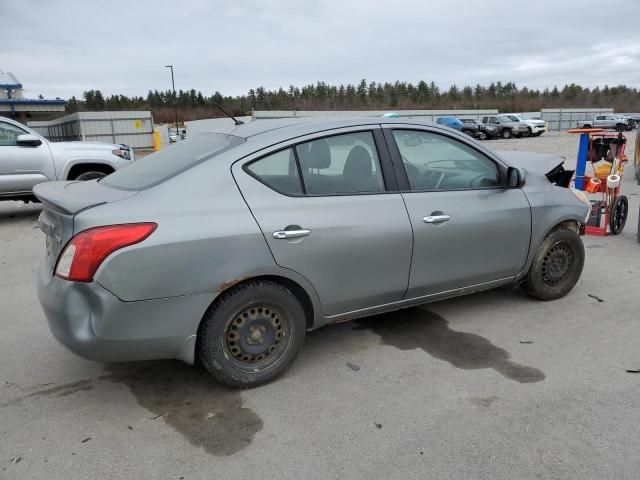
[501,129,512,139]
[521,128,531,138]
[524,228,585,301]
[74,171,107,181]
[582,124,592,129]
[477,131,488,140]
[616,124,626,132]
[197,280,306,388]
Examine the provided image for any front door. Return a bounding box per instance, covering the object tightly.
[232,128,413,317]
[0,120,54,195]
[385,127,532,298]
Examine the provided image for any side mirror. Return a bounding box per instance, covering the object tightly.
[507,167,526,188]
[16,134,42,147]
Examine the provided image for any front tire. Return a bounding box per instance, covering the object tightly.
[198,280,306,388]
[501,129,512,139]
[524,228,585,301]
[522,128,531,138]
[477,131,488,140]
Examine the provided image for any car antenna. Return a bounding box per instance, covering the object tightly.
[212,103,244,125]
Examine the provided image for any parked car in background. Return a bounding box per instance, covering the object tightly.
[169,129,187,143]
[0,116,134,202]
[482,115,530,138]
[436,116,464,131]
[35,117,589,388]
[459,118,499,140]
[505,114,547,136]
[579,115,633,132]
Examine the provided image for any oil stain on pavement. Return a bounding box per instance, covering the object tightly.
[356,308,545,383]
[101,361,263,455]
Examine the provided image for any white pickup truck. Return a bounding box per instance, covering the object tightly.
[579,115,633,132]
[0,116,134,202]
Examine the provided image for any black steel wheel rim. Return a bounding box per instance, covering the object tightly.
[225,304,289,371]
[541,241,574,286]
[611,196,628,233]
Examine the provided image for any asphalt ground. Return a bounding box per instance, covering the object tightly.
[1,131,639,479]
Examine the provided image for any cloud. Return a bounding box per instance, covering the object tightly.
[2,0,640,99]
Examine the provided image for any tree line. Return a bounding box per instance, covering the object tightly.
[67,80,640,123]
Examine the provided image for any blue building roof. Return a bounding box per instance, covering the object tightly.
[0,71,22,90]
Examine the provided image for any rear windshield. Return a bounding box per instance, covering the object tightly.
[101,133,244,190]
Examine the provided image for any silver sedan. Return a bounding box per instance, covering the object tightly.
[35,118,590,387]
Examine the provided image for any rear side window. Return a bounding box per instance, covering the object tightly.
[246,148,302,195]
[296,131,385,194]
[102,133,244,190]
[245,131,385,196]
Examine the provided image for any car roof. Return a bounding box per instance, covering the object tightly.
[213,117,438,141]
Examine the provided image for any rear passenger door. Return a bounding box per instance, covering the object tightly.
[232,127,413,317]
[384,126,531,298]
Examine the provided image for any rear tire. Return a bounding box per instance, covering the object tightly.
[198,280,306,388]
[524,228,585,301]
[74,171,107,181]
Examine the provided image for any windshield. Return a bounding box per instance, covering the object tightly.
[102,133,245,190]
[505,115,521,122]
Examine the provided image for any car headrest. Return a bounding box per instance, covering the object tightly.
[343,146,372,178]
[299,140,331,169]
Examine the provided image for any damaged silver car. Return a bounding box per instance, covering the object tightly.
[35,118,590,387]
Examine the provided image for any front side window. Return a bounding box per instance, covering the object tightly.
[0,121,27,146]
[392,130,500,191]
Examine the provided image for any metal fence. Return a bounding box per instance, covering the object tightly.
[252,109,500,123]
[538,108,615,131]
[28,111,155,150]
[252,108,617,131]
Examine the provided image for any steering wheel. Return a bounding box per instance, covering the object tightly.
[422,170,446,189]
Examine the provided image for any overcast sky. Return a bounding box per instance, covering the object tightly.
[3,0,640,100]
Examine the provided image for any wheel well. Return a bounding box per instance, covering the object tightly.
[551,219,580,234]
[67,163,114,180]
[213,275,315,330]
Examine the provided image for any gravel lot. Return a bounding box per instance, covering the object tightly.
[1,131,639,480]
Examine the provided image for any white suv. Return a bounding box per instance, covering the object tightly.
[504,114,546,137]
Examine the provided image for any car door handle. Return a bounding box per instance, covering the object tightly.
[423,215,451,224]
[272,229,311,239]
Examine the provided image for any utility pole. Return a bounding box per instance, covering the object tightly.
[165,65,179,139]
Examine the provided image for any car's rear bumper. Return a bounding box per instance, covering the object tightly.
[37,261,215,364]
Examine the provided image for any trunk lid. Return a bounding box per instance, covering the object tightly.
[34,180,137,275]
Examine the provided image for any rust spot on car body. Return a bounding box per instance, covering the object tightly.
[217,277,245,292]
[329,316,352,325]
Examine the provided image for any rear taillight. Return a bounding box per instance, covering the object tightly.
[55,223,157,282]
